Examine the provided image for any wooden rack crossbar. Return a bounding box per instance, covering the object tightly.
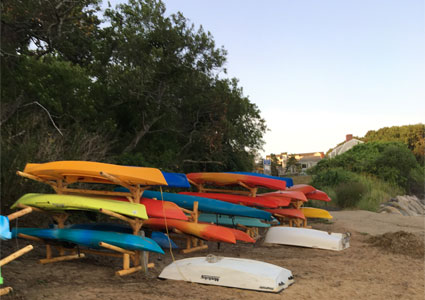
[16,171,152,203]
[188,178,258,197]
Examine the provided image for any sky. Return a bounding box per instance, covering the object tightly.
[105,0,425,156]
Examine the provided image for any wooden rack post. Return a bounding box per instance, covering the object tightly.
[178,201,208,254]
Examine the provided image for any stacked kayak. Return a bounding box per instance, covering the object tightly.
[12,228,164,254]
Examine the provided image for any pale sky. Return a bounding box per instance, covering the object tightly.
[105,0,425,155]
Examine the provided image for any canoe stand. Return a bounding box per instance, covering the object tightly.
[188,179,258,197]
[273,200,310,228]
[173,201,208,254]
[15,204,153,276]
[1,208,34,296]
[17,171,151,204]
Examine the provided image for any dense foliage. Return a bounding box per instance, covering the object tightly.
[1,0,267,210]
[364,124,424,164]
[309,141,424,210]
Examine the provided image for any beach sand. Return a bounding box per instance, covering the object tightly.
[1,210,424,300]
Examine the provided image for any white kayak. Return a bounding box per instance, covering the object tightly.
[264,226,350,251]
[159,255,294,293]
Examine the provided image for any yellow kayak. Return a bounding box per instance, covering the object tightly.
[23,161,167,186]
[11,193,148,219]
[300,207,333,219]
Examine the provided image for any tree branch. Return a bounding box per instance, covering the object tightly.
[22,101,63,136]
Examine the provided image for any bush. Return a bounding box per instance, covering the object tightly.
[334,181,367,208]
[310,168,359,189]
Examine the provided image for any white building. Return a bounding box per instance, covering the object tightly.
[329,134,364,158]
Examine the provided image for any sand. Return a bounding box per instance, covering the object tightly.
[1,210,424,300]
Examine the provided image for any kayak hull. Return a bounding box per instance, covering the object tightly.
[159,256,294,292]
[264,226,350,251]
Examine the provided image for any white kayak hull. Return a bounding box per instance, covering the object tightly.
[264,226,350,251]
[159,255,294,293]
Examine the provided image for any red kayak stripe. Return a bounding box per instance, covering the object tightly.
[265,208,306,220]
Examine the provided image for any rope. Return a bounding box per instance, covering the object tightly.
[159,186,187,281]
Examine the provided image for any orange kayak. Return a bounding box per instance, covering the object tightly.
[227,228,255,243]
[140,198,188,220]
[187,172,286,190]
[180,192,280,208]
[143,218,236,244]
[23,161,167,186]
[266,208,306,220]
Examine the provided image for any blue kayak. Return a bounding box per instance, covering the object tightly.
[198,213,271,228]
[161,172,190,188]
[142,191,273,221]
[12,228,164,254]
[228,172,293,188]
[68,223,178,249]
[0,215,11,240]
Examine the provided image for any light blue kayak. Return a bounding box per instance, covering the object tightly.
[198,213,271,228]
[0,215,11,240]
[142,191,273,221]
[12,228,164,254]
[68,223,178,249]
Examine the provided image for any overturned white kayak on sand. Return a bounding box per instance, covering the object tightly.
[159,255,294,293]
[264,226,350,251]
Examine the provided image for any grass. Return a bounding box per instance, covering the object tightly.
[307,174,403,212]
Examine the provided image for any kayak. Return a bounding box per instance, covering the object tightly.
[11,193,148,220]
[180,192,280,208]
[143,191,273,220]
[12,227,164,254]
[198,213,271,228]
[22,161,168,186]
[265,208,306,220]
[228,172,293,188]
[143,218,237,244]
[68,223,179,249]
[300,207,333,219]
[186,173,286,190]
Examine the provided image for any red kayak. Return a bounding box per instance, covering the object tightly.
[265,208,306,220]
[187,172,286,190]
[259,190,307,202]
[143,218,236,244]
[287,184,316,194]
[180,192,280,208]
[305,190,331,202]
[111,196,188,220]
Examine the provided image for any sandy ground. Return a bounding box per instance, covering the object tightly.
[1,210,424,300]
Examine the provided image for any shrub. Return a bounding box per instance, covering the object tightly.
[334,181,367,208]
[310,168,359,189]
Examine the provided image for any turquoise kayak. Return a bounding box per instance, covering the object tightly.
[143,191,273,221]
[198,213,271,228]
[68,223,178,249]
[12,228,164,254]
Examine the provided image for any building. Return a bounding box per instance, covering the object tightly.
[329,134,364,158]
[265,151,324,175]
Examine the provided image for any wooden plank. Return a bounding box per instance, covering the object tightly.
[181,244,208,254]
[79,249,123,258]
[39,253,85,264]
[123,253,130,270]
[116,265,143,276]
[16,171,57,187]
[199,187,251,195]
[0,245,33,267]
[99,208,133,224]
[62,188,132,198]
[17,233,44,243]
[0,287,13,296]
[98,242,135,255]
[7,207,33,221]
